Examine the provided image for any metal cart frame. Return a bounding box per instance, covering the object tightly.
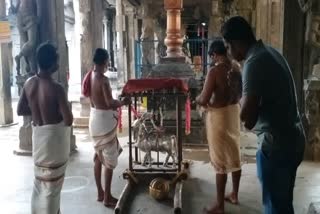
[115,90,189,214]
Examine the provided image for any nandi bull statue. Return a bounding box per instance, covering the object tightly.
[132,110,178,168]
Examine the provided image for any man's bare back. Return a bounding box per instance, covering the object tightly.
[209,61,241,108]
[197,60,241,108]
[90,71,121,110]
[18,76,72,126]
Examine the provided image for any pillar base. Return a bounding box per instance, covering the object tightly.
[80,96,90,117]
[73,96,90,128]
[73,116,89,128]
[14,118,33,156]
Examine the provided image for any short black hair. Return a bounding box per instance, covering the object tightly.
[221,16,256,43]
[208,39,227,56]
[93,48,109,65]
[36,42,58,70]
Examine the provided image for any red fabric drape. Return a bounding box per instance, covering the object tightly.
[121,78,189,95]
[82,70,92,97]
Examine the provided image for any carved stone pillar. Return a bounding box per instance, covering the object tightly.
[75,0,104,127]
[147,0,203,144]
[0,34,13,126]
[140,18,155,77]
[116,0,126,86]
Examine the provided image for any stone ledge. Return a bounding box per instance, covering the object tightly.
[13,149,32,156]
[0,122,18,127]
[308,202,320,214]
[73,116,89,128]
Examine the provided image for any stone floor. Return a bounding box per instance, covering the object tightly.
[0,117,320,214]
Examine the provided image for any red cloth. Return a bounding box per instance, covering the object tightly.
[82,70,92,97]
[185,96,191,135]
[121,78,189,95]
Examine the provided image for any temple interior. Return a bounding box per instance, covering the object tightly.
[0,0,320,213]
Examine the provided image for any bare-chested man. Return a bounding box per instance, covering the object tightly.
[196,39,242,214]
[10,0,39,74]
[17,42,73,214]
[83,48,130,208]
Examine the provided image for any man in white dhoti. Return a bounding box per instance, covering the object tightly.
[82,48,130,208]
[196,39,242,214]
[17,42,73,214]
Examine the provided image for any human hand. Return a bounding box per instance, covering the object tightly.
[121,97,131,106]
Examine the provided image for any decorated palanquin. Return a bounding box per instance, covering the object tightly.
[115,78,190,214]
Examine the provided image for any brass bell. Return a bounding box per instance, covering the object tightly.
[149,178,170,201]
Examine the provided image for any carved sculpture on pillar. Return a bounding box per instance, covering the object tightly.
[9,0,39,76]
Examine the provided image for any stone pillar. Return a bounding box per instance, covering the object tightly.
[256,0,283,51]
[0,42,13,125]
[124,6,137,80]
[282,0,305,111]
[38,0,76,153]
[304,78,320,162]
[79,0,103,82]
[116,0,126,86]
[208,0,224,38]
[0,3,13,126]
[75,0,104,127]
[304,55,320,161]
[148,0,202,144]
[140,18,155,77]
[0,0,5,20]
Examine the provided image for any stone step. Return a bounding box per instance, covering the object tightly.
[73,116,89,128]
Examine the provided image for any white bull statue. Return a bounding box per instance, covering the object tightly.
[132,111,178,167]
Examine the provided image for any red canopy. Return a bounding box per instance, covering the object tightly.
[121,78,189,95]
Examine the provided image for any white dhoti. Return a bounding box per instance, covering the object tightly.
[31,122,71,214]
[206,104,241,174]
[89,108,122,169]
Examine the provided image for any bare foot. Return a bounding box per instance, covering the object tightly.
[203,205,224,214]
[104,196,118,208]
[97,190,104,202]
[225,192,239,205]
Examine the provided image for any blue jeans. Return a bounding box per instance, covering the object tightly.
[256,132,304,214]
